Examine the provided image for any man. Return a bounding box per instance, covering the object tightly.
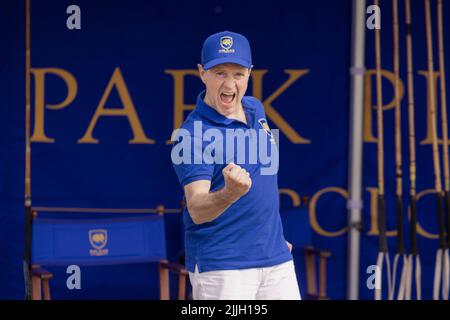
[171,30,301,300]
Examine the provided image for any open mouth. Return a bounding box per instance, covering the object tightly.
[220,93,235,104]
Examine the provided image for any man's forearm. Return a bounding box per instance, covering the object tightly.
[187,187,239,224]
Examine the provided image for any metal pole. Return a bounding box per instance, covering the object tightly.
[347,0,367,300]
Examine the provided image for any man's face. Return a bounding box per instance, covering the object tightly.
[198,63,251,117]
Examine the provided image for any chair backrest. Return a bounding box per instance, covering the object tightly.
[31,211,167,266]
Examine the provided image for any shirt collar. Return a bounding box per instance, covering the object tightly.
[195,90,256,127]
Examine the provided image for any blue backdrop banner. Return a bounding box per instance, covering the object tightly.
[1,0,450,299]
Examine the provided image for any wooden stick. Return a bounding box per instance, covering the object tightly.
[393,0,405,254]
[437,0,450,300]
[437,0,450,243]
[375,0,385,198]
[425,0,446,300]
[437,0,449,193]
[405,0,416,200]
[391,0,406,301]
[403,0,422,300]
[23,0,33,300]
[374,0,391,300]
[393,0,402,201]
[25,0,31,198]
[425,1,443,194]
[404,0,421,300]
[374,0,388,253]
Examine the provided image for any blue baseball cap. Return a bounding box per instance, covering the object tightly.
[201,31,253,70]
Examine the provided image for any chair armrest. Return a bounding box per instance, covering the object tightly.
[31,266,53,280]
[303,246,331,258]
[159,260,189,276]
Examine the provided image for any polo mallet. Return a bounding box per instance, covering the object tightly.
[23,0,33,300]
[436,0,450,300]
[374,0,392,300]
[403,0,422,301]
[424,0,447,300]
[390,0,408,300]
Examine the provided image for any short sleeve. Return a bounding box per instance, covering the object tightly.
[171,135,215,187]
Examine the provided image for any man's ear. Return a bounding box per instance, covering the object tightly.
[198,64,207,84]
[247,66,253,76]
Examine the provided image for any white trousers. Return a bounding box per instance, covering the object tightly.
[188,260,301,300]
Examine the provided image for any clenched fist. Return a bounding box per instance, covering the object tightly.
[222,162,252,201]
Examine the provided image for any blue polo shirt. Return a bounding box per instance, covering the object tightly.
[171,91,292,273]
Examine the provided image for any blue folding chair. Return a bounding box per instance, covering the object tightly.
[30,207,188,300]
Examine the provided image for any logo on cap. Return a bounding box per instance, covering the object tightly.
[219,36,235,53]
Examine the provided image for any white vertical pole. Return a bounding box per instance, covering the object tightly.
[347,0,367,300]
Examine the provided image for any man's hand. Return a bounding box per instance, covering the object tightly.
[222,162,252,201]
[286,241,293,252]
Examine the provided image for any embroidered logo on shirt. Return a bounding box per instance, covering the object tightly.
[258,118,275,144]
